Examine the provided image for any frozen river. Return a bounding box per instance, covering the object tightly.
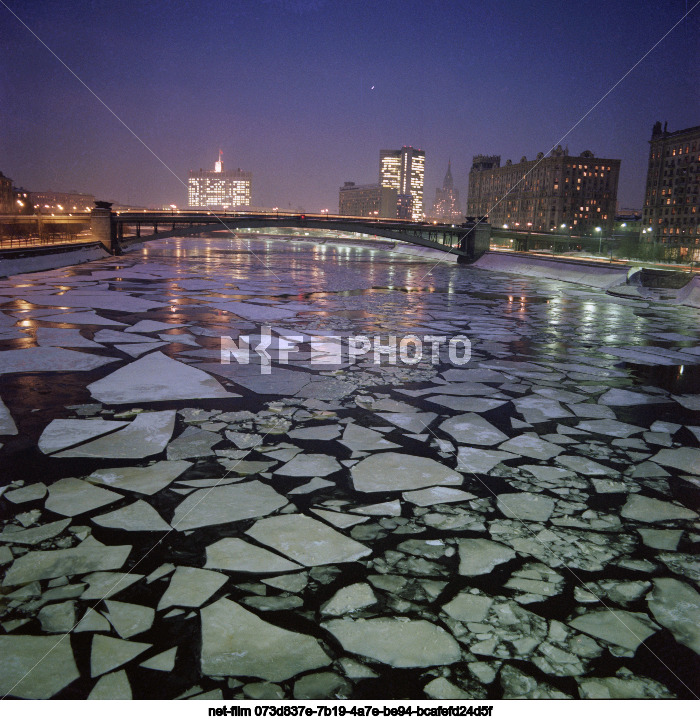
[0,235,698,700]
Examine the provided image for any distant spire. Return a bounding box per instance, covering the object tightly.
[215,149,223,173]
[443,160,454,190]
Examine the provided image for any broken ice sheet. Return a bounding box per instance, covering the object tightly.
[246,514,371,566]
[157,566,227,610]
[88,351,238,403]
[171,480,287,531]
[351,452,461,493]
[205,538,303,573]
[87,460,192,495]
[322,617,461,667]
[0,635,79,699]
[44,477,123,516]
[38,418,128,454]
[439,413,508,446]
[200,597,331,681]
[91,500,171,532]
[55,411,176,459]
[3,539,132,586]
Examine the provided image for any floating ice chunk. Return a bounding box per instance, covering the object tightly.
[88,670,132,700]
[205,538,303,573]
[598,389,667,406]
[0,347,120,375]
[38,418,128,454]
[498,434,564,460]
[0,635,79,699]
[349,500,402,516]
[88,351,238,404]
[36,327,103,348]
[402,486,476,507]
[197,363,312,395]
[3,539,131,586]
[338,423,399,452]
[39,311,127,326]
[351,452,461,493]
[90,635,151,678]
[0,518,71,545]
[423,678,471,700]
[105,600,155,639]
[496,492,555,522]
[568,609,658,651]
[246,514,371,566]
[322,617,461,667]
[442,591,493,622]
[513,396,572,424]
[439,413,508,446]
[74,608,110,633]
[288,477,335,495]
[114,342,169,357]
[621,494,697,522]
[157,566,227,610]
[80,571,142,600]
[374,412,437,433]
[38,600,76,633]
[56,411,176,459]
[45,477,122,516]
[288,424,341,441]
[578,674,674,700]
[126,320,185,334]
[556,455,615,476]
[457,539,516,575]
[274,453,341,477]
[171,481,287,531]
[456,447,519,474]
[321,583,377,616]
[92,500,171,532]
[648,447,700,475]
[647,578,700,654]
[88,460,192,495]
[575,420,645,437]
[201,597,331,681]
[213,301,297,321]
[637,529,682,551]
[425,396,507,413]
[139,647,177,672]
[4,482,47,505]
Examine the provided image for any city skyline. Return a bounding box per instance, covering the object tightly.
[1,1,698,213]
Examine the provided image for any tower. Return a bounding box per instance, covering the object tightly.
[379,146,425,221]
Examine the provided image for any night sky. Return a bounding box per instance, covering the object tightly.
[1,0,698,212]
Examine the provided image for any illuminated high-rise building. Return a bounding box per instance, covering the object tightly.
[379,146,425,220]
[188,151,252,209]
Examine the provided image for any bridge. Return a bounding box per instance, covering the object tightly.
[89,208,491,263]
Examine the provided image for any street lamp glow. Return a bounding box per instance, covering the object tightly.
[503,224,508,229]
[560,223,566,228]
[595,227,601,232]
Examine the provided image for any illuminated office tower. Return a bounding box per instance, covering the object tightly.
[188,151,252,209]
[379,146,425,220]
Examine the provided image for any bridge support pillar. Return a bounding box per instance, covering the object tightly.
[90,204,115,252]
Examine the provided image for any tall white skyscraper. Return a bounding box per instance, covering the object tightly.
[379,146,425,220]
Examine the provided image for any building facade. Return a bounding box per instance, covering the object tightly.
[431,160,461,222]
[338,182,398,218]
[379,146,425,221]
[188,153,252,210]
[0,172,13,213]
[30,190,95,213]
[642,122,700,245]
[467,146,620,234]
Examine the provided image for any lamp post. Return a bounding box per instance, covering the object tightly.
[595,226,602,255]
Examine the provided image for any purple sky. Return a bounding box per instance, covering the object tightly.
[1,0,698,212]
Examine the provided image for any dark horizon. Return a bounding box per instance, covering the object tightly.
[1,0,698,212]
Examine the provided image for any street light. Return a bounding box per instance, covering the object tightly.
[595,226,602,254]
